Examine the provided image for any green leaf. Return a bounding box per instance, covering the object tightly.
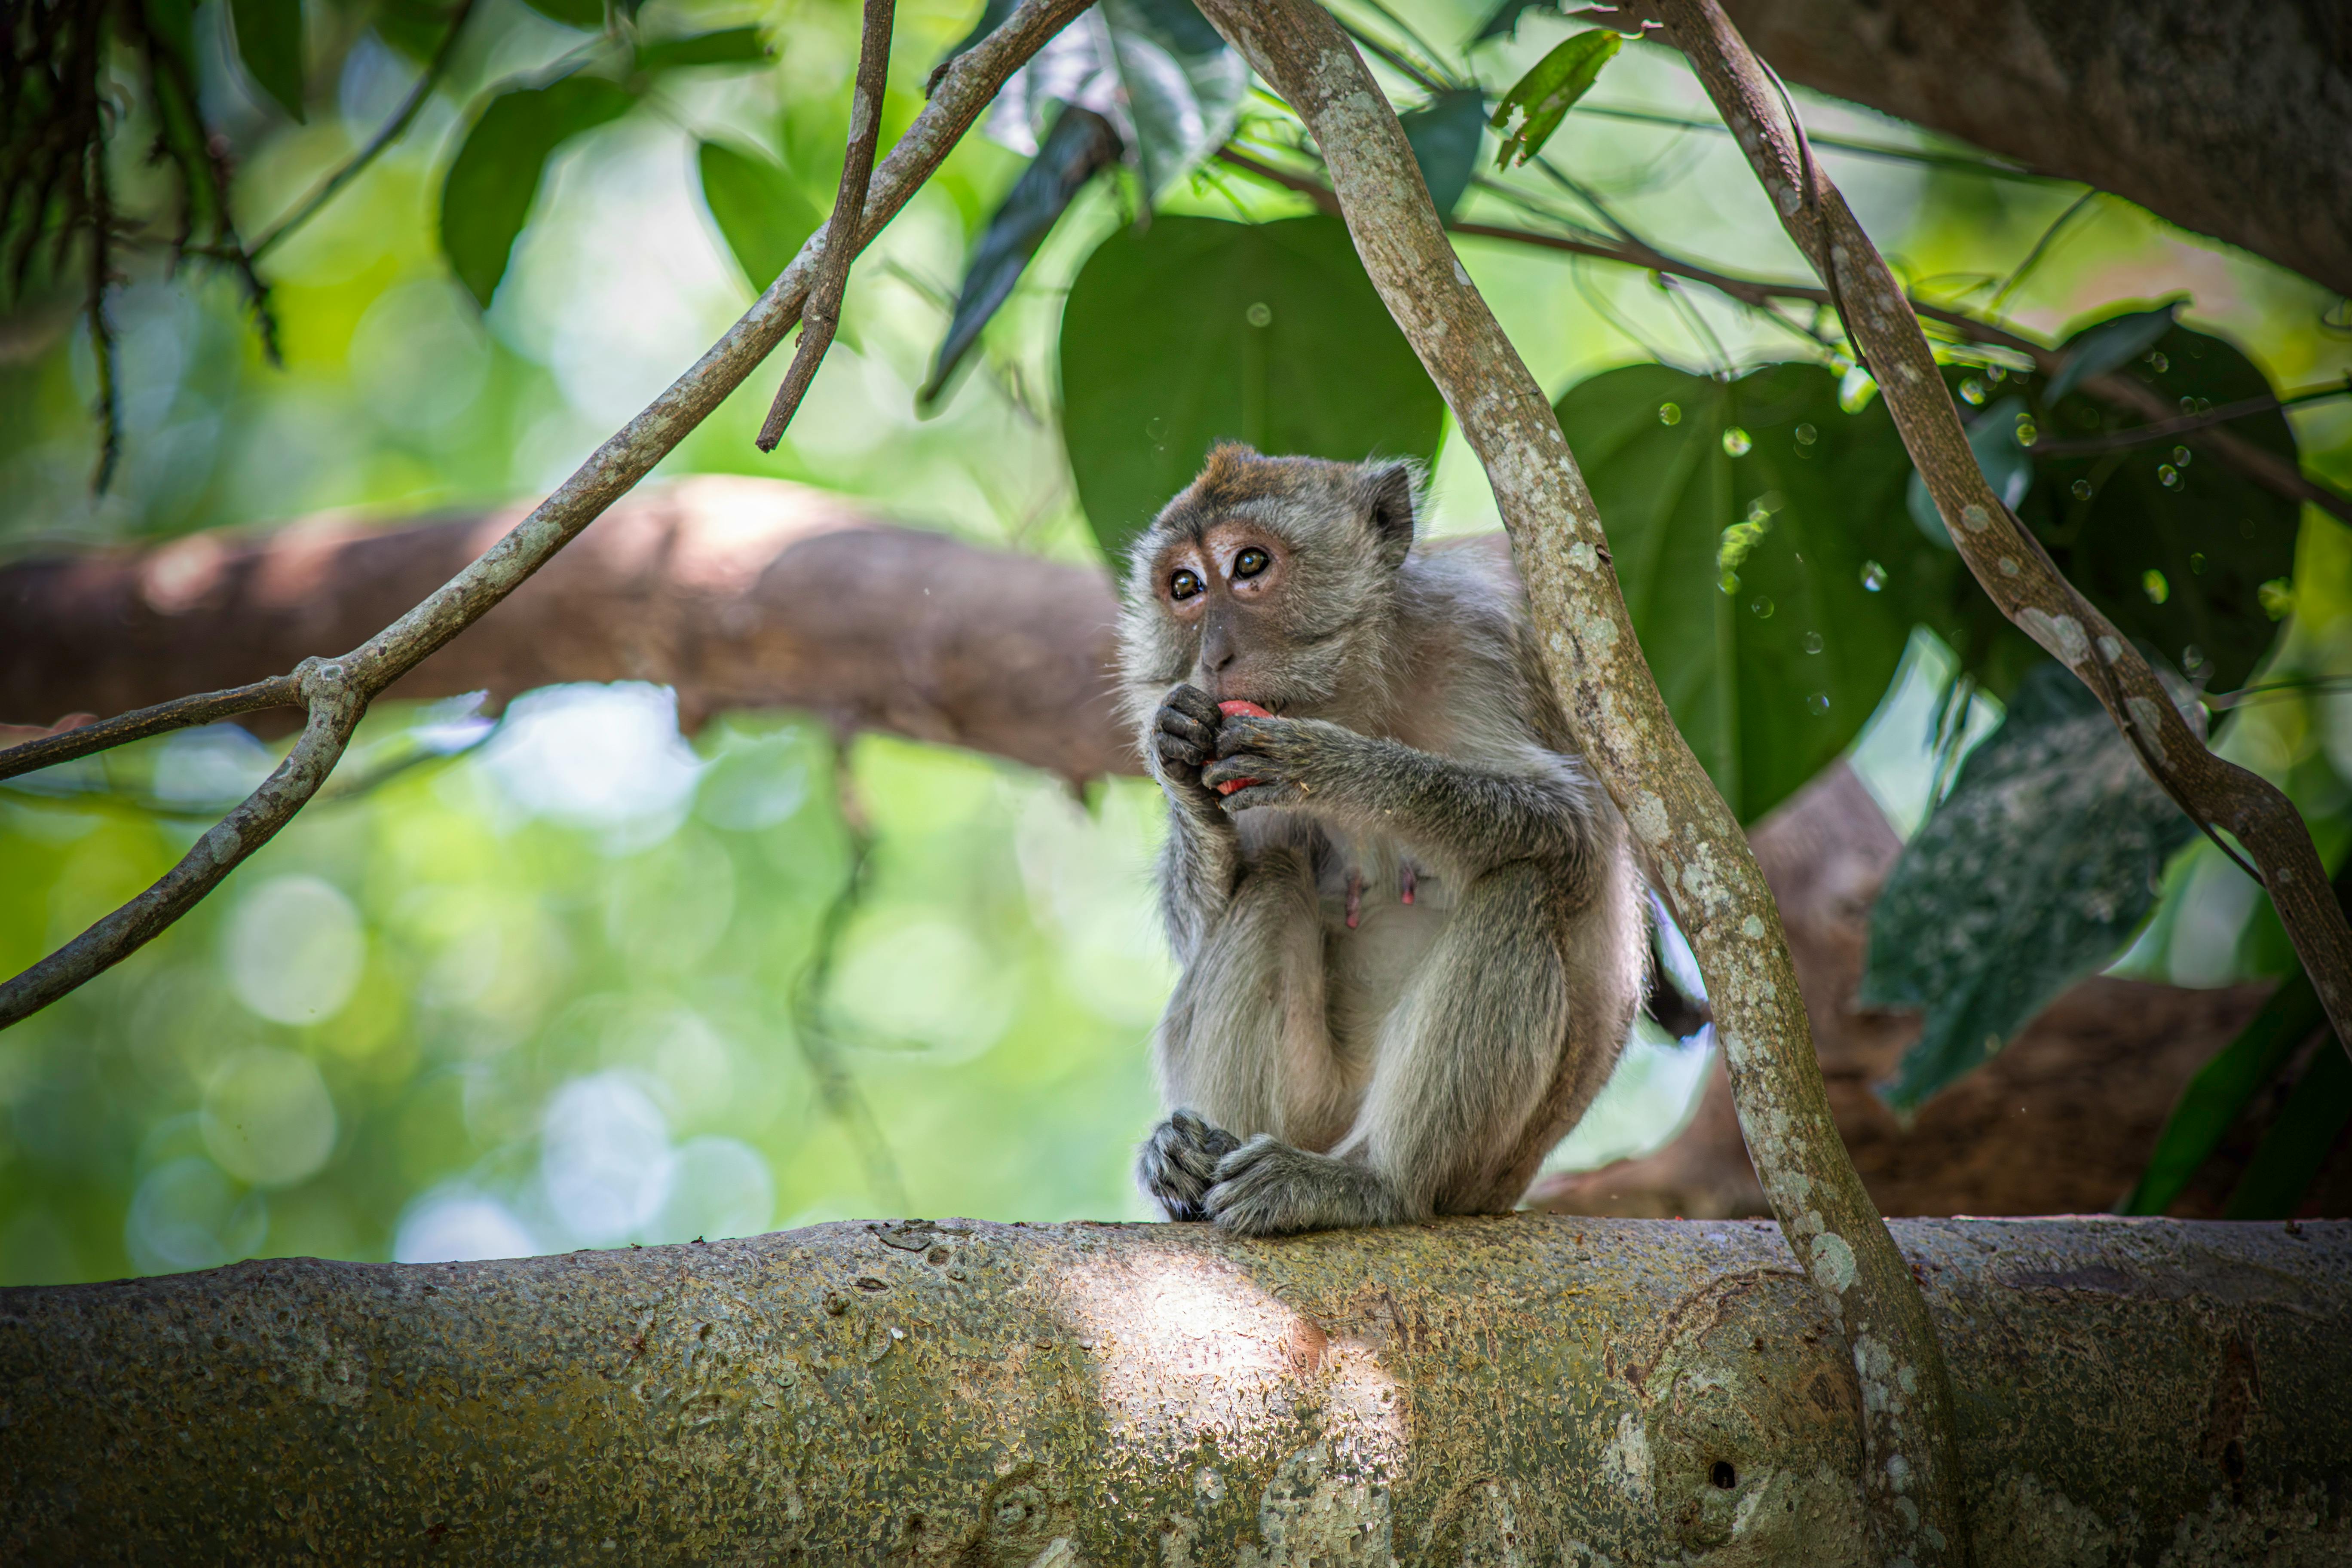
[440,76,636,309]
[1399,89,1487,219]
[695,141,824,295]
[925,107,1122,402]
[1553,362,1943,823]
[1058,215,1446,560]
[2119,973,2326,1215]
[2223,1039,2352,1219]
[637,27,770,74]
[2044,300,2180,403]
[1489,29,1620,168]
[520,0,607,28]
[1860,660,2196,1112]
[940,0,1020,66]
[1100,0,1247,197]
[2009,315,2302,695]
[228,0,306,121]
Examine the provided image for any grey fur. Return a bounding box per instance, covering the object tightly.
[1117,446,1648,1236]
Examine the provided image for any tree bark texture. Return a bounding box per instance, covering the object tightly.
[0,477,1131,782]
[0,1216,2344,1562]
[1720,0,2352,294]
[6,486,2328,1220]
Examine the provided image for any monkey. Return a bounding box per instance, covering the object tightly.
[1117,444,1648,1237]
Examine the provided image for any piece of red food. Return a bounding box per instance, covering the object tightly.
[1214,700,1272,796]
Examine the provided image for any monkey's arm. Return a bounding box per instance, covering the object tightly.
[1203,714,1601,875]
[1148,684,1246,953]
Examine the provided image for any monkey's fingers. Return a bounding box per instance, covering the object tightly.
[1155,704,1216,755]
[1162,683,1221,729]
[1210,712,1294,760]
[1213,780,1305,814]
[1152,729,1210,771]
[1201,753,1280,790]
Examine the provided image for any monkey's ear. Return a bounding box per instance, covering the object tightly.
[1364,461,1418,567]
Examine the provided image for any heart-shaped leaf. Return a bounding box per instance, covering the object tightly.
[1554,361,1945,822]
[228,0,306,120]
[1058,215,1445,560]
[441,76,636,309]
[695,141,824,294]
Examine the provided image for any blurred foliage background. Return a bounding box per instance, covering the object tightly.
[3,0,2350,1284]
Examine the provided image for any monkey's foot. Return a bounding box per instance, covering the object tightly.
[1137,1110,1242,1222]
[1204,1136,1406,1236]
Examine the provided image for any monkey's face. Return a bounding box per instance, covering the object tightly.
[1116,446,1420,729]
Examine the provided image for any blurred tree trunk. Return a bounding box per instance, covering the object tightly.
[3,1215,2347,1560]
[3,481,2331,1216]
[1723,0,2352,293]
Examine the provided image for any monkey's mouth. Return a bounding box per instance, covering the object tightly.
[1217,698,1276,720]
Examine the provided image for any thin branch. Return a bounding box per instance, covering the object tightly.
[0,675,304,784]
[1657,1,2352,1079]
[2029,382,2352,457]
[1192,5,1972,1565]
[249,0,479,260]
[0,0,1100,1031]
[788,735,910,1213]
[756,0,895,452]
[1985,187,2097,312]
[1571,99,2056,183]
[0,660,361,1028]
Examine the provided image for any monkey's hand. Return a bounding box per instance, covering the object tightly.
[1150,685,1230,818]
[1200,712,1362,814]
[1137,1110,1243,1222]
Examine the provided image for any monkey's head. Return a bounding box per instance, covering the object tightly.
[1116,445,1423,731]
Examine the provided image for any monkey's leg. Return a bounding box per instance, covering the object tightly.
[1137,846,1341,1221]
[1204,862,1570,1235]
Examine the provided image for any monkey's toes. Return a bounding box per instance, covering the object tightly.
[1137,1113,1238,1222]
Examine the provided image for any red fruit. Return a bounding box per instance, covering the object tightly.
[1214,700,1271,795]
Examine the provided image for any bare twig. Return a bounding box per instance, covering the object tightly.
[757,0,894,453]
[1214,145,2352,527]
[788,735,909,1213]
[0,675,303,784]
[1654,0,2352,1073]
[1193,5,1970,1565]
[0,0,1100,1031]
[2028,382,2351,457]
[249,0,479,260]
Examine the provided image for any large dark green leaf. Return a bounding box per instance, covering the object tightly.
[924,106,1122,402]
[1936,314,2301,698]
[440,76,636,309]
[1860,660,2195,1112]
[695,141,824,294]
[2044,300,2179,403]
[637,28,770,74]
[1489,28,1619,167]
[228,0,305,120]
[1554,362,1943,823]
[1400,89,1487,218]
[2223,1041,2352,1218]
[1058,215,1445,560]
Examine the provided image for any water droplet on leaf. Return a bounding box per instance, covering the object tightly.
[2070,479,2093,500]
[1807,692,1831,716]
[1960,378,1986,405]
[1245,301,1272,328]
[1750,596,1774,619]
[2141,569,2169,604]
[1658,401,1681,425]
[1722,427,1751,456]
[2158,463,2180,488]
[1860,560,1886,592]
[1794,422,1817,445]
[1803,631,1823,654]
[2172,446,2191,466]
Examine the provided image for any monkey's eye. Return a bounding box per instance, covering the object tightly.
[1170,568,1204,601]
[1234,547,1271,579]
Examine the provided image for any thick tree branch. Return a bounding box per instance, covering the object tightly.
[1655,0,2352,1084]
[3,1217,2347,1559]
[1193,4,1968,1562]
[0,0,1100,1030]
[1721,0,2352,295]
[0,479,1130,781]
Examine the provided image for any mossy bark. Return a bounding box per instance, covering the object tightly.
[3,1216,2346,1563]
